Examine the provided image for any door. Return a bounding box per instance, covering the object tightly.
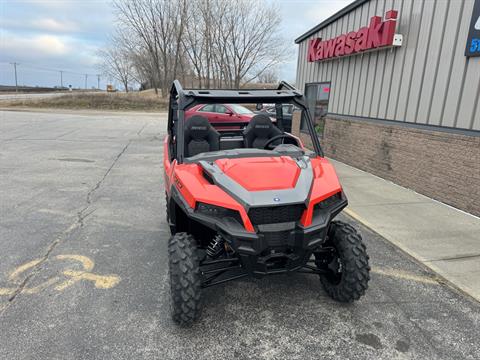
[302,82,330,137]
[213,104,232,124]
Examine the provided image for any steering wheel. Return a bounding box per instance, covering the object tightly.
[263,134,300,150]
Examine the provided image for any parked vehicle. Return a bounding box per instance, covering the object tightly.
[164,81,370,325]
[185,103,256,129]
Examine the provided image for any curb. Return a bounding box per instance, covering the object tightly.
[343,207,480,304]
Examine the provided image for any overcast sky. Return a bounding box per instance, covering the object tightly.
[0,0,351,89]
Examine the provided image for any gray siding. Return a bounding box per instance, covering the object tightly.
[296,0,480,130]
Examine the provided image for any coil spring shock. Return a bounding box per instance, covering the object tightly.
[206,235,225,258]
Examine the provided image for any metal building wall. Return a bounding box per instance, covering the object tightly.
[295,0,480,130]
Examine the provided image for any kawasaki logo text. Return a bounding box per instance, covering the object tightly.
[307,10,398,62]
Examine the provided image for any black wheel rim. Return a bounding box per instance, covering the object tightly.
[315,245,343,285]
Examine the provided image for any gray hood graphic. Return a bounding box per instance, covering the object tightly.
[199,157,314,209]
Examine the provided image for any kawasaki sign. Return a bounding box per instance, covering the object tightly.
[307,10,401,62]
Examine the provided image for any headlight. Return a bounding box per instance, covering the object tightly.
[315,192,342,210]
[196,202,243,224]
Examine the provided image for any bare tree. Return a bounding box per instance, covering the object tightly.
[97,39,135,92]
[106,0,287,94]
[113,0,189,96]
[257,68,279,84]
[220,0,287,88]
[113,28,159,91]
[181,1,205,87]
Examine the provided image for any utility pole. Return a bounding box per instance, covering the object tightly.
[84,74,88,89]
[97,74,100,90]
[10,62,19,93]
[60,71,64,88]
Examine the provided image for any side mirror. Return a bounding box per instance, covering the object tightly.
[226,109,234,116]
[256,103,263,111]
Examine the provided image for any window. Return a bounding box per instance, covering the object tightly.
[199,104,215,112]
[215,105,228,114]
[282,104,293,115]
[301,82,330,137]
[228,104,253,114]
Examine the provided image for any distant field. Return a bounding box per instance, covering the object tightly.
[1,91,167,111]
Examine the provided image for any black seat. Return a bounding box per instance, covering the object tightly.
[243,114,283,149]
[184,115,220,157]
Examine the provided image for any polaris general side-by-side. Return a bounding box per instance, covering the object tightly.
[164,81,370,325]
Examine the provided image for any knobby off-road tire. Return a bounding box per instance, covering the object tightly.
[319,221,370,302]
[168,232,202,326]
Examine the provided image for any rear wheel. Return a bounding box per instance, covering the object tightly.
[315,221,370,302]
[168,232,202,325]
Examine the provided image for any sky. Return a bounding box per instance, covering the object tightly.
[0,0,352,89]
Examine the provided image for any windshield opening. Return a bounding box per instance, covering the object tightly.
[179,99,311,160]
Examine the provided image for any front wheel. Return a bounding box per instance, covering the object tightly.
[315,221,370,302]
[168,232,202,325]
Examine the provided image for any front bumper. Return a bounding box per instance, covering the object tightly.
[220,196,347,255]
[171,186,347,274]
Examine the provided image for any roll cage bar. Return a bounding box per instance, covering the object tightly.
[168,80,323,163]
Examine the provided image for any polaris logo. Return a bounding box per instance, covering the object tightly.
[191,126,207,130]
[255,125,270,129]
[307,10,399,62]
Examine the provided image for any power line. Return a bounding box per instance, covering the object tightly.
[0,61,106,89]
[0,61,99,77]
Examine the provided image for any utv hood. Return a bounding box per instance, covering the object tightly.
[214,157,301,191]
[199,156,313,208]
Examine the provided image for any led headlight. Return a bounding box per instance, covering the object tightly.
[196,202,243,224]
[315,192,342,210]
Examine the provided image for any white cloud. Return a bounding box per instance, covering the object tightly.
[303,1,352,24]
[2,33,70,58]
[31,18,79,33]
[1,0,354,87]
[1,0,112,36]
[275,0,354,82]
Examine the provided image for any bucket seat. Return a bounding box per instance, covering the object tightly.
[243,114,283,149]
[184,115,220,157]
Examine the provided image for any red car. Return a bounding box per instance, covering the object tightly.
[185,103,255,129]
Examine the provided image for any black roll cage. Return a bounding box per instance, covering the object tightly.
[168,80,323,163]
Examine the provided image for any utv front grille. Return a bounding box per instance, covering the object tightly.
[248,204,305,225]
[263,231,290,247]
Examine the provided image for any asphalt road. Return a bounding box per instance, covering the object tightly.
[0,110,479,360]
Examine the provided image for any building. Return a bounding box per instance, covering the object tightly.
[293,0,480,216]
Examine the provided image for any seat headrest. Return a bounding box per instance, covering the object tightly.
[186,115,210,140]
[247,114,274,137]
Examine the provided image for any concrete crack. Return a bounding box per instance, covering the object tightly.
[137,123,147,135]
[84,141,131,207]
[0,141,131,316]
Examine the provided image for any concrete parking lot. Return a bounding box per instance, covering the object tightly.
[0,110,479,360]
